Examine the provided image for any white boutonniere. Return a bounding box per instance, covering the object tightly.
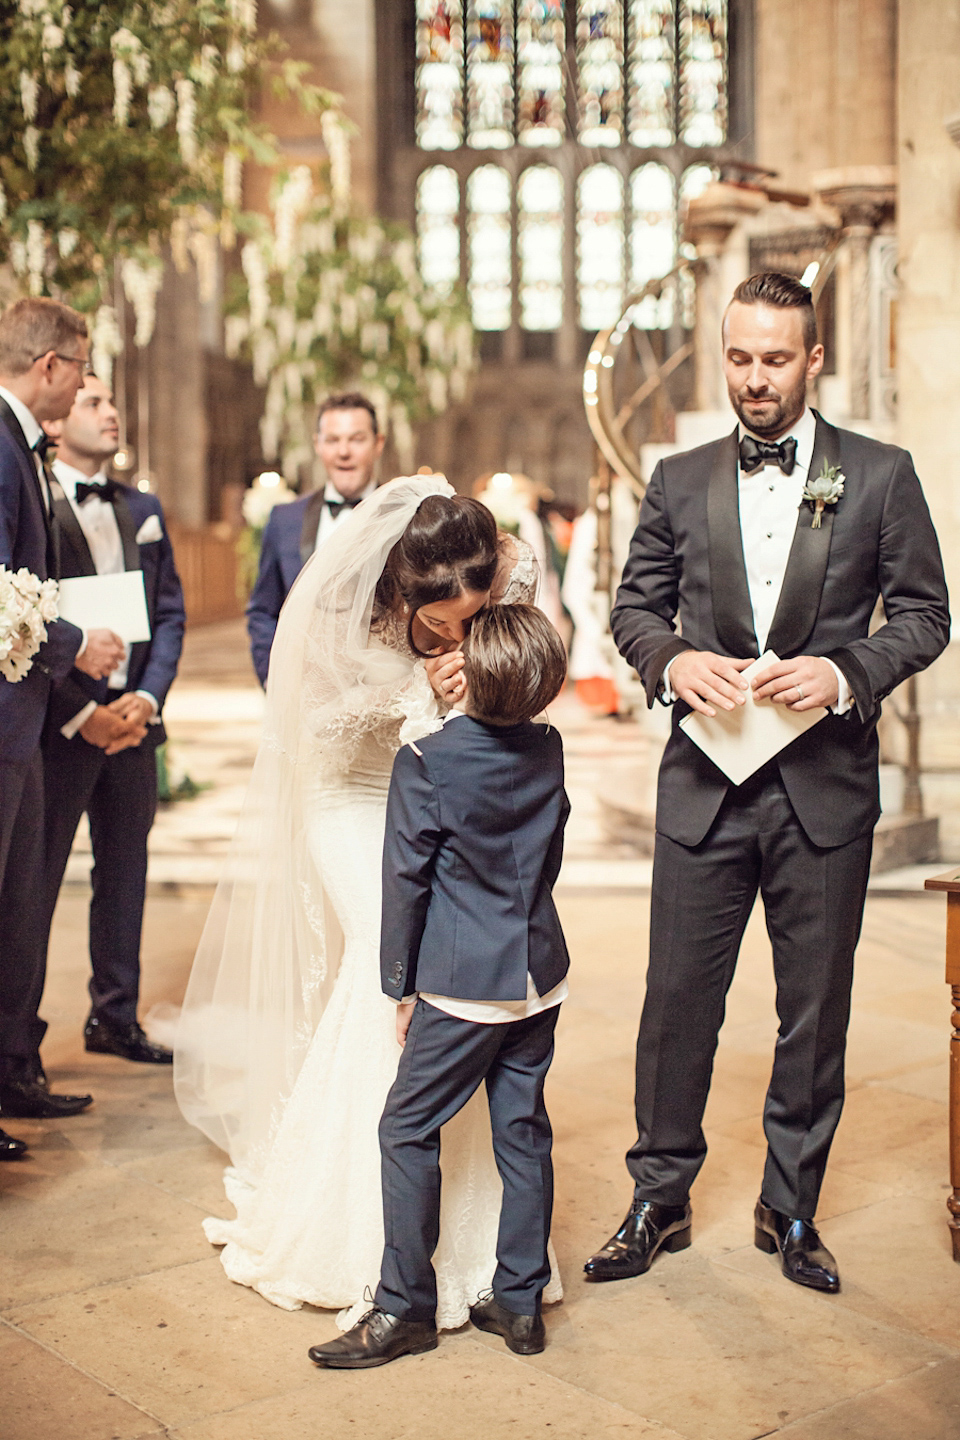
[803,461,845,529]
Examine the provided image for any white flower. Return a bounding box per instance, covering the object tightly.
[223,150,242,209]
[91,305,123,387]
[10,240,26,276]
[224,314,249,359]
[113,56,132,125]
[241,472,297,530]
[41,20,64,60]
[320,111,351,210]
[23,125,40,170]
[226,39,246,75]
[175,78,197,167]
[191,45,219,88]
[20,69,39,122]
[241,240,270,329]
[274,166,313,269]
[57,228,79,258]
[122,256,165,346]
[64,60,80,97]
[26,220,46,295]
[147,83,174,129]
[0,564,58,684]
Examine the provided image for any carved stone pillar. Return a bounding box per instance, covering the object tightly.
[814,167,897,420]
[683,182,767,411]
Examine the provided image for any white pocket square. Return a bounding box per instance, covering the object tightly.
[135,514,163,545]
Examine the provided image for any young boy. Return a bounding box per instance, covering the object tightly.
[308,603,570,1369]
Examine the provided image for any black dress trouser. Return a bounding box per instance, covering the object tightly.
[628,765,873,1219]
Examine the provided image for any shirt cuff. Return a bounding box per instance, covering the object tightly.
[824,659,853,714]
[660,655,678,704]
[136,690,160,721]
[398,994,418,1005]
[61,699,97,740]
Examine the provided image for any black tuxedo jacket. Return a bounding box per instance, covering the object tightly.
[44,482,186,746]
[611,414,950,849]
[381,715,570,1003]
[0,399,82,764]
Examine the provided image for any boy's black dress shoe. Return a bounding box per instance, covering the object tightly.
[469,1295,545,1354]
[0,1076,92,1118]
[84,1015,173,1065]
[754,1198,840,1293]
[584,1198,692,1281]
[0,1126,28,1159]
[308,1306,438,1369]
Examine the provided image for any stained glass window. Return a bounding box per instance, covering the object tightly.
[417,167,461,295]
[468,165,512,329]
[416,0,465,151]
[467,1,514,149]
[518,165,564,329]
[578,164,624,329]
[517,1,565,148]
[630,162,674,326]
[576,2,623,148]
[627,1,675,146]
[679,0,726,147]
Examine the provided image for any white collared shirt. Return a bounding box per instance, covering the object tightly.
[664,407,850,713]
[0,384,51,512]
[314,478,377,552]
[52,458,158,735]
[402,711,569,1026]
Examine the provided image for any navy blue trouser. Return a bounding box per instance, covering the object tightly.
[376,999,559,1322]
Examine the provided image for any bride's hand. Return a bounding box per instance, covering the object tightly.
[425,650,466,704]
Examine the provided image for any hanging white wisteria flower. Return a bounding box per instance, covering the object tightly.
[175,77,197,167]
[90,305,124,387]
[320,110,351,213]
[147,83,175,129]
[121,256,165,346]
[26,219,46,295]
[113,56,133,125]
[64,60,80,98]
[23,126,40,171]
[20,70,39,123]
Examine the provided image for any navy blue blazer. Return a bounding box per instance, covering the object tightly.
[44,484,186,745]
[381,715,571,1005]
[0,400,83,765]
[246,492,323,687]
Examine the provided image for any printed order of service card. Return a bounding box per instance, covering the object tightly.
[57,571,151,645]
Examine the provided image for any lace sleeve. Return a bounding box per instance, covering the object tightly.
[495,533,540,605]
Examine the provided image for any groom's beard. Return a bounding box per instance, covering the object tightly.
[729,373,807,439]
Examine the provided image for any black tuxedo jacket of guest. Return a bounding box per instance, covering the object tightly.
[44,484,186,747]
[0,398,82,764]
[611,413,951,850]
[245,491,323,686]
[381,716,571,1004]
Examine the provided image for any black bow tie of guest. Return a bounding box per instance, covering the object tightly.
[738,433,798,476]
[32,433,55,462]
[75,479,123,505]
[325,496,363,518]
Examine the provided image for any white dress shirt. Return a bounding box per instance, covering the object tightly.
[404,711,569,1026]
[664,407,851,713]
[314,479,377,551]
[52,459,158,737]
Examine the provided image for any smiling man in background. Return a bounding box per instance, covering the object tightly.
[246,392,385,686]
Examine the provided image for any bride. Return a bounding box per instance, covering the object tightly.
[174,474,562,1327]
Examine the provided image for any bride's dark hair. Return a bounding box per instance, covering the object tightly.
[375,494,499,656]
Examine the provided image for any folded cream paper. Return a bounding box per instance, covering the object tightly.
[679,650,827,786]
[57,571,151,644]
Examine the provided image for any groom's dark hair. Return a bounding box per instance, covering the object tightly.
[728,271,819,352]
[463,604,567,727]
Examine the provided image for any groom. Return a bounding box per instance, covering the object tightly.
[585,272,950,1294]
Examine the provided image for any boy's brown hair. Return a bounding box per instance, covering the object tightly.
[463,603,566,727]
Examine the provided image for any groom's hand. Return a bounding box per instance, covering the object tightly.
[751,656,839,711]
[669,650,752,717]
[396,1001,415,1047]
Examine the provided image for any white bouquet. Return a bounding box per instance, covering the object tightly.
[241,471,297,531]
[0,565,59,682]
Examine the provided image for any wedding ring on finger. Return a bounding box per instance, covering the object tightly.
[795,684,804,701]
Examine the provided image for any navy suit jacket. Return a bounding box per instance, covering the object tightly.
[381,715,571,1004]
[0,400,83,765]
[611,414,950,849]
[246,492,323,687]
[44,484,186,746]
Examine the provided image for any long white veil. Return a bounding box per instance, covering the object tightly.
[173,475,454,1179]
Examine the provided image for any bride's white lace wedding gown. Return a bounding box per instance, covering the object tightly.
[186,493,561,1328]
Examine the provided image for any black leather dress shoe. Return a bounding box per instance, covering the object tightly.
[308,1306,438,1369]
[584,1198,692,1281]
[754,1198,840,1293]
[0,1126,28,1159]
[84,1015,173,1065]
[0,1078,93,1119]
[469,1294,545,1354]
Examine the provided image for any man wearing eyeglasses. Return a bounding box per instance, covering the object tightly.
[0,297,126,1158]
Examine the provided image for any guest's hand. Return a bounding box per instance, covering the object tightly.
[107,692,155,728]
[396,1001,415,1047]
[425,650,466,705]
[75,628,125,679]
[751,656,839,711]
[79,705,147,754]
[668,650,753,717]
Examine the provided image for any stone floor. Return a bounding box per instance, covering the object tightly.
[4,622,960,1439]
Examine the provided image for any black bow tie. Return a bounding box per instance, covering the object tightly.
[75,479,122,505]
[325,496,363,518]
[739,434,798,476]
[32,433,55,462]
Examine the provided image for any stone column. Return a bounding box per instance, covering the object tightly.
[814,167,896,421]
[684,182,767,412]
